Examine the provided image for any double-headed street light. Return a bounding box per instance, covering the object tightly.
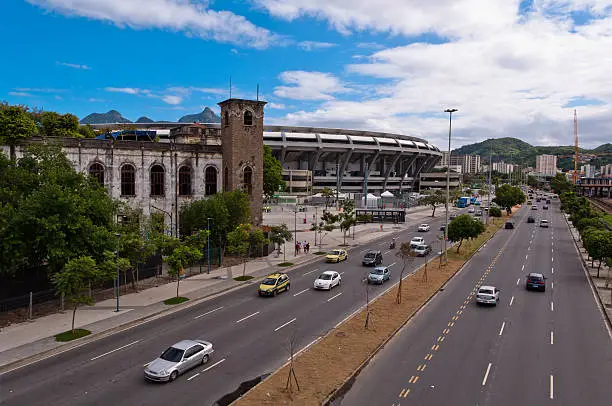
[443,108,458,266]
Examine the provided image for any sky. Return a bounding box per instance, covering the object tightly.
[2,0,612,149]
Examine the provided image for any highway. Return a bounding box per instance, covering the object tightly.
[337,199,612,406]
[0,208,456,406]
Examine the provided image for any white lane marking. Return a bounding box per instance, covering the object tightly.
[293,288,309,297]
[550,374,554,399]
[509,296,515,306]
[289,337,322,361]
[327,292,343,302]
[302,268,319,276]
[187,373,200,381]
[384,250,392,255]
[552,267,554,274]
[235,311,260,323]
[194,306,224,319]
[550,331,554,345]
[389,262,397,267]
[516,278,520,286]
[551,248,553,253]
[551,301,554,312]
[521,265,525,271]
[499,322,506,336]
[360,248,369,253]
[90,340,141,361]
[552,257,554,263]
[274,317,297,332]
[551,281,554,289]
[340,272,345,275]
[525,255,528,260]
[202,358,226,373]
[482,363,492,386]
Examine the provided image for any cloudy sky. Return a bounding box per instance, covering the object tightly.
[2,0,612,148]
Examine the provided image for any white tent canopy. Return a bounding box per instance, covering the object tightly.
[381,190,394,198]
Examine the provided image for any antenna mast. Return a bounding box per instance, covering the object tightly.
[573,109,578,184]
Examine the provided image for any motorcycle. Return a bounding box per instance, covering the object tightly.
[389,240,396,249]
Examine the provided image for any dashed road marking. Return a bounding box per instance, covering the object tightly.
[327,292,343,302]
[236,311,260,323]
[516,278,520,286]
[302,268,319,276]
[499,321,506,336]
[551,301,554,312]
[550,331,554,345]
[510,296,515,306]
[90,340,141,361]
[194,306,224,320]
[293,288,309,297]
[482,363,492,386]
[274,317,297,332]
[550,374,554,399]
[201,358,226,373]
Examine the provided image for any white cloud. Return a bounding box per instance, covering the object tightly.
[274,71,351,100]
[88,98,105,102]
[261,1,612,148]
[105,87,142,95]
[356,42,384,49]
[298,40,336,51]
[268,102,286,109]
[14,87,66,93]
[8,91,34,97]
[54,95,64,100]
[161,95,182,105]
[57,61,91,70]
[28,0,276,48]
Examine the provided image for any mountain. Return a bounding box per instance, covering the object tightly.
[453,137,611,170]
[178,107,220,123]
[80,110,132,124]
[135,116,155,123]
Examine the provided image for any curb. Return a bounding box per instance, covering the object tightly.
[322,214,508,405]
[562,214,612,335]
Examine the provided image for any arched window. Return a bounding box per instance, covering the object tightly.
[223,111,229,127]
[205,166,217,196]
[120,164,136,196]
[243,166,253,196]
[89,162,104,185]
[150,165,165,196]
[224,167,229,192]
[243,110,253,126]
[178,166,192,196]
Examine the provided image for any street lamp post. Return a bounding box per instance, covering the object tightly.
[207,217,211,274]
[294,204,298,256]
[443,108,458,266]
[115,233,121,312]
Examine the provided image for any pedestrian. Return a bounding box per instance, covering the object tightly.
[306,242,310,253]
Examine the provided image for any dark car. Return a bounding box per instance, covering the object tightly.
[546,199,551,204]
[440,224,447,231]
[526,272,546,291]
[527,216,535,223]
[543,205,548,210]
[362,250,383,266]
[449,214,457,220]
[505,222,514,229]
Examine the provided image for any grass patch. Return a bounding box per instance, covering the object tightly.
[233,275,254,281]
[314,251,327,255]
[234,206,516,406]
[55,328,91,342]
[278,262,294,267]
[164,296,189,305]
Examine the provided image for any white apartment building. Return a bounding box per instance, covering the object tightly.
[535,154,557,176]
[601,164,612,177]
[492,161,516,174]
[581,164,594,178]
[440,153,481,174]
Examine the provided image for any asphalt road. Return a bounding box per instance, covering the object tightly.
[338,199,612,406]
[0,207,460,406]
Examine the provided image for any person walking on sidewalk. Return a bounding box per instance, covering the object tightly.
[306,242,310,253]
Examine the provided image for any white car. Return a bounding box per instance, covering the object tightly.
[410,236,425,249]
[468,207,475,213]
[313,271,341,290]
[476,286,500,306]
[418,224,430,232]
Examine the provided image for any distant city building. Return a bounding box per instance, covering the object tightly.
[419,172,463,193]
[433,163,462,173]
[601,164,612,177]
[492,161,516,174]
[440,153,481,174]
[535,154,558,176]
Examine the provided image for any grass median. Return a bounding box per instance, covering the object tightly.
[234,210,515,405]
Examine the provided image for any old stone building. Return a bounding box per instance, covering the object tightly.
[0,98,266,236]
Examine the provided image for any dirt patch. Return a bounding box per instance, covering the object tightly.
[234,213,512,406]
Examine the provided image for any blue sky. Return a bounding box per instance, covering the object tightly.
[2,1,612,148]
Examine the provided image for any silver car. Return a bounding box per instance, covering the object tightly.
[144,339,214,382]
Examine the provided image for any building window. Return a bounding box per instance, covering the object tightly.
[243,166,253,196]
[120,164,136,196]
[224,167,229,191]
[243,110,253,126]
[150,165,165,196]
[205,166,217,196]
[89,162,105,185]
[223,111,229,127]
[178,166,192,196]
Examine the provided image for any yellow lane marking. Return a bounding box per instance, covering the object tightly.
[399,389,406,398]
[425,354,433,360]
[403,388,410,398]
[440,336,445,342]
[409,375,416,383]
[449,322,454,327]
[431,344,437,350]
[443,328,450,334]
[413,376,420,383]
[437,336,443,342]
[433,344,439,351]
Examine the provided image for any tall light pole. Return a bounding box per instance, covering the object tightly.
[487,145,492,225]
[443,108,458,265]
[294,204,298,256]
[115,233,121,312]
[207,217,211,274]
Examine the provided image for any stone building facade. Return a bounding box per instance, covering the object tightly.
[0,98,266,235]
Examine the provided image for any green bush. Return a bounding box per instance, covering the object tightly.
[164,296,189,305]
[233,275,254,281]
[489,207,502,217]
[55,329,91,342]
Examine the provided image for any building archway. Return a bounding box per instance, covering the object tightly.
[205,166,218,196]
[89,162,105,185]
[150,164,165,196]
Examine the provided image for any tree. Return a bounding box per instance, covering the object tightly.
[263,145,285,201]
[492,184,525,215]
[311,211,338,248]
[338,200,357,245]
[320,187,335,210]
[422,190,445,217]
[527,175,538,188]
[51,256,114,334]
[35,111,81,138]
[0,103,38,160]
[395,242,417,304]
[488,207,502,217]
[226,224,251,277]
[583,229,611,276]
[78,124,97,138]
[447,214,486,253]
[550,173,572,195]
[165,243,202,298]
[269,224,292,261]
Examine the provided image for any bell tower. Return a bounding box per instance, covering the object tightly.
[218,98,267,225]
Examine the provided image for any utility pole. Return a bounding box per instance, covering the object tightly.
[115,233,121,312]
[207,218,211,274]
[443,108,458,266]
[336,162,340,210]
[294,205,297,256]
[487,145,492,225]
[364,162,369,208]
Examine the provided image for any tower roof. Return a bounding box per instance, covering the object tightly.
[218,98,267,107]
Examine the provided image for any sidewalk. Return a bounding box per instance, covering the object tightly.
[0,204,441,372]
[564,214,612,323]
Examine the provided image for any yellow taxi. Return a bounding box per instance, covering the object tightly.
[258,273,290,297]
[325,249,348,263]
